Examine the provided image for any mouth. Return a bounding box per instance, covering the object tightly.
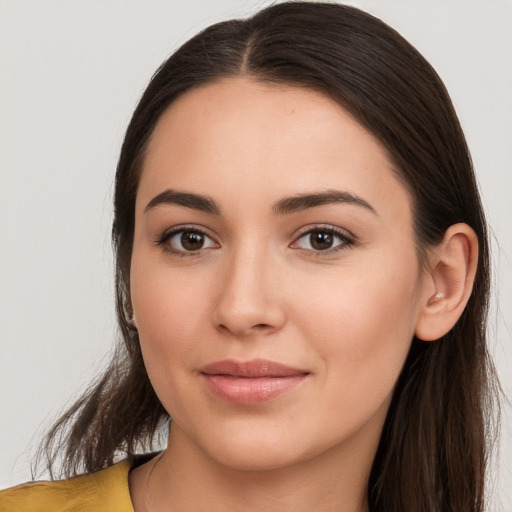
[200,359,310,405]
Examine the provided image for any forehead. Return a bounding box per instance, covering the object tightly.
[138,77,412,222]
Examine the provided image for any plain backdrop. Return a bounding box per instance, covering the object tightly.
[1,0,511,508]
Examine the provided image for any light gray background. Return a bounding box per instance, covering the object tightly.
[1,0,510,508]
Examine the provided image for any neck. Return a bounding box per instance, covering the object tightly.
[130,425,376,512]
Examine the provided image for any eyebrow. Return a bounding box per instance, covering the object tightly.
[144,188,377,216]
[272,189,377,216]
[144,190,220,215]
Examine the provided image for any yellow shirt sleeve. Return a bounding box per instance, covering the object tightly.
[0,460,134,512]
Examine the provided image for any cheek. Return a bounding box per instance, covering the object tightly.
[130,255,210,387]
[293,257,420,403]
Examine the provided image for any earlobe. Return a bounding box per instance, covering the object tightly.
[415,223,478,342]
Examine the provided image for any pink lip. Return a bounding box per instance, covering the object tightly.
[200,359,310,405]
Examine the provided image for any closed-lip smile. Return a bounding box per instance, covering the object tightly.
[200,359,310,405]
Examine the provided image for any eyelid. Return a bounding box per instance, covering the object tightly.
[290,224,356,253]
[156,224,220,255]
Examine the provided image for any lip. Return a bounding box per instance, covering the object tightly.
[200,359,310,405]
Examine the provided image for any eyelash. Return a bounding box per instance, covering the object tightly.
[155,224,355,257]
[292,225,355,256]
[156,225,217,257]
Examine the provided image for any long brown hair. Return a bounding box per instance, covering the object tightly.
[36,3,500,510]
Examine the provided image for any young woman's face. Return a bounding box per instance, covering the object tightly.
[131,78,427,471]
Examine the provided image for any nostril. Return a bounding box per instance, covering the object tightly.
[216,322,275,336]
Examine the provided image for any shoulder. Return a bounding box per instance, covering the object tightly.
[0,460,133,512]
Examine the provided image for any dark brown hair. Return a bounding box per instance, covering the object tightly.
[36,3,500,511]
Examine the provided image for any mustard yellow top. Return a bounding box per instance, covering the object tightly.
[0,460,134,512]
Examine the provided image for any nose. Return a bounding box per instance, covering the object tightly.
[212,247,286,337]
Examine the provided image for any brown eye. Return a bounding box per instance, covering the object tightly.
[163,229,217,254]
[293,227,352,253]
[181,231,205,251]
[310,231,334,250]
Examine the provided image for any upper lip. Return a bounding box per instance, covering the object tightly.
[200,359,309,378]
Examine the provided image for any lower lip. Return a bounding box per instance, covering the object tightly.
[202,374,307,405]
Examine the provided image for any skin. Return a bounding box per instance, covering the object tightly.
[128,77,436,512]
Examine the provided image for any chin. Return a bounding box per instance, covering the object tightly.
[195,422,325,473]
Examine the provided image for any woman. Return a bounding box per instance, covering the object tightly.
[0,2,501,511]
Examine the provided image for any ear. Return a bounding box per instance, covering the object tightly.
[415,223,479,342]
